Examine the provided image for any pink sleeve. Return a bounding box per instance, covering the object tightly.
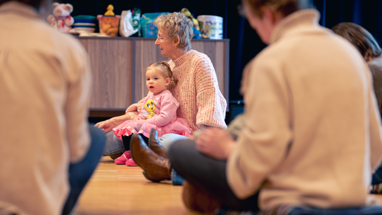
[126,92,151,119]
[146,93,178,126]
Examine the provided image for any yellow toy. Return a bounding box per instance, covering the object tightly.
[104,4,115,16]
[181,8,199,31]
[144,98,156,119]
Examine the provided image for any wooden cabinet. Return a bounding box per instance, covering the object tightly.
[78,37,229,117]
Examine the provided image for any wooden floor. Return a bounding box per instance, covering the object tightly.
[73,156,382,215]
[73,156,200,215]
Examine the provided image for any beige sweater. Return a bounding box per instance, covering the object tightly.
[227,9,382,210]
[0,2,91,214]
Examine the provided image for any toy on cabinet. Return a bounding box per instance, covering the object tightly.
[47,2,74,32]
[98,15,121,37]
[181,8,199,31]
[98,4,120,36]
[104,4,115,16]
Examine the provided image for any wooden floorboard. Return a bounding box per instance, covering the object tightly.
[73,157,382,214]
[73,156,200,215]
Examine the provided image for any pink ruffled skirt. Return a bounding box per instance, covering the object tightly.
[113,118,192,140]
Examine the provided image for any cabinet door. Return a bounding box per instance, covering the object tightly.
[79,38,133,110]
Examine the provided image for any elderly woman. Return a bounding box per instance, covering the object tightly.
[332,22,382,193]
[96,12,227,183]
[166,0,382,214]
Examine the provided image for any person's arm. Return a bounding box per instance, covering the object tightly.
[194,55,227,129]
[94,114,132,133]
[125,96,147,116]
[145,93,178,126]
[65,42,92,163]
[195,127,235,160]
[95,93,151,132]
[227,58,292,199]
[366,63,382,170]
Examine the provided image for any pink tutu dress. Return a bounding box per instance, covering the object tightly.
[113,90,192,139]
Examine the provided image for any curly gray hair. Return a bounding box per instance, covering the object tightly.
[154,12,193,51]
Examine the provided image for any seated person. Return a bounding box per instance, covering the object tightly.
[332,22,382,193]
[0,1,105,214]
[166,0,382,214]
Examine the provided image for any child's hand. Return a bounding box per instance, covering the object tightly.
[133,117,143,121]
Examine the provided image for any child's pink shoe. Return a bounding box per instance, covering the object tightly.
[114,151,131,165]
[126,158,138,167]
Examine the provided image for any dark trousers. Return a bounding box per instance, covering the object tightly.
[372,166,382,185]
[122,134,149,150]
[168,139,259,211]
[62,125,106,215]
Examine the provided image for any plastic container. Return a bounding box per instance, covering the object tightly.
[73,15,96,24]
[73,27,96,33]
[97,15,121,37]
[73,23,96,27]
[197,15,223,39]
[140,12,169,38]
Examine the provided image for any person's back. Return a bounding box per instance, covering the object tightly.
[167,0,382,214]
[0,2,91,214]
[228,9,382,209]
[332,22,382,120]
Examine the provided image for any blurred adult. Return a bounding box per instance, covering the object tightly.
[332,22,382,192]
[0,0,105,214]
[96,12,227,184]
[168,0,382,214]
[332,22,382,118]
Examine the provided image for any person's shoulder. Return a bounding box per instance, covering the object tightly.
[369,56,382,71]
[56,33,86,54]
[157,90,173,98]
[189,50,209,59]
[158,90,178,103]
[187,50,212,66]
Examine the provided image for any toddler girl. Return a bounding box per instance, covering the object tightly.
[113,61,192,166]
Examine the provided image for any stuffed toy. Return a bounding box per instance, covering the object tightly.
[181,8,199,31]
[104,4,115,16]
[47,2,74,32]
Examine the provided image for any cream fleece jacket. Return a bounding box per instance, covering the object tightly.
[227,9,382,210]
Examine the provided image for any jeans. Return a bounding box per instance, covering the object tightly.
[160,134,188,185]
[216,206,382,215]
[172,169,185,185]
[62,125,105,215]
[102,131,187,185]
[287,206,382,215]
[103,130,125,156]
[159,133,188,150]
[372,166,382,185]
[168,139,259,211]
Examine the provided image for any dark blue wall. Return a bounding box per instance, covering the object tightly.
[63,0,382,102]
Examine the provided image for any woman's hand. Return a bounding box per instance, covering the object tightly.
[133,117,144,121]
[195,128,235,160]
[95,119,117,133]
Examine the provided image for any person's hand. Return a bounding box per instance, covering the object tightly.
[133,117,145,121]
[195,128,235,160]
[94,119,115,133]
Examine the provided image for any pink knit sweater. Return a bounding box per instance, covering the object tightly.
[168,50,227,130]
[127,50,227,131]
